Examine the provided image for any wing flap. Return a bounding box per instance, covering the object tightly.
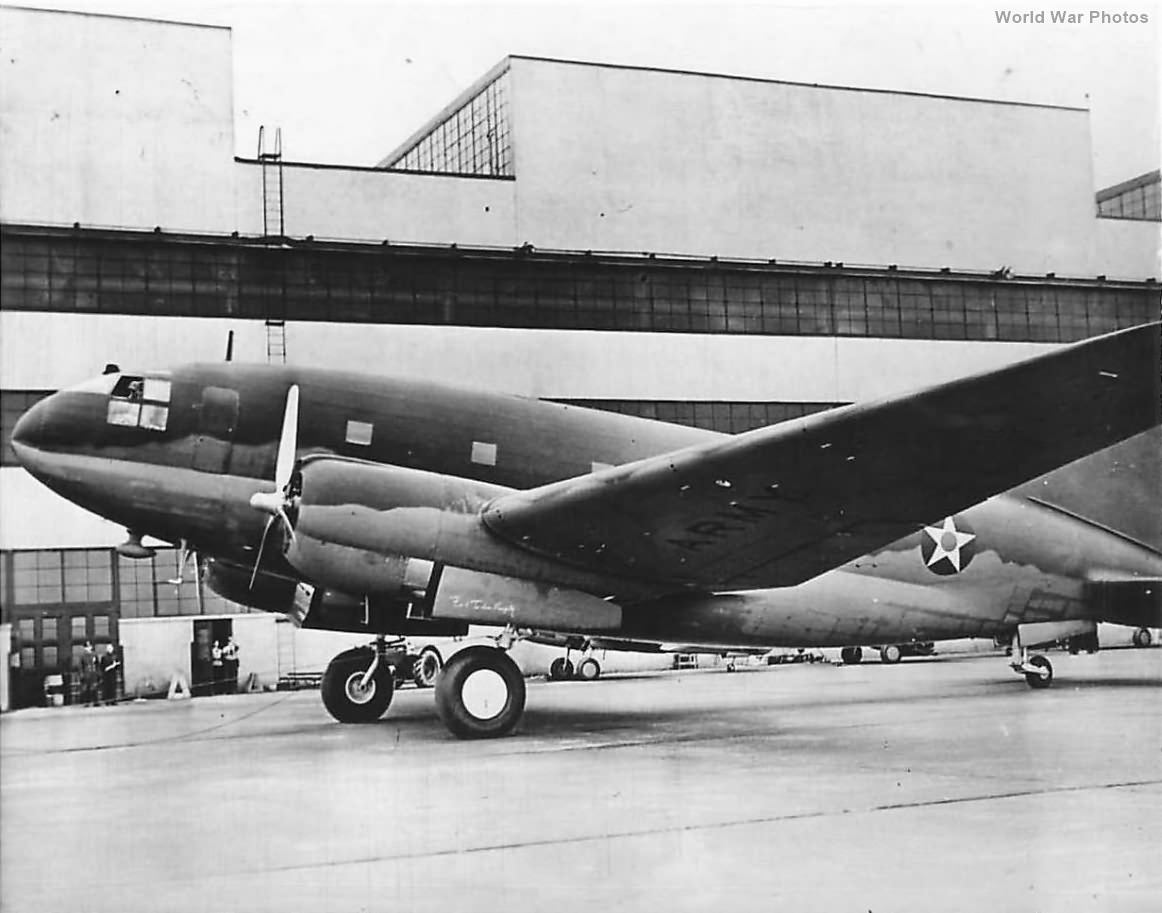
[483,322,1161,590]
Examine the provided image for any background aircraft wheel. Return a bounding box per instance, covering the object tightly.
[548,657,575,681]
[435,646,526,739]
[840,646,863,665]
[879,644,902,664]
[576,658,601,681]
[1132,628,1153,648]
[1024,655,1053,689]
[413,648,442,688]
[321,648,394,723]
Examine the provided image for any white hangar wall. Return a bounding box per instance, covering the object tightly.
[232,162,517,245]
[505,58,1101,276]
[3,10,1150,278]
[1094,220,1161,279]
[0,7,236,234]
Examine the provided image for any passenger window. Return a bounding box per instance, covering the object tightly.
[106,374,171,432]
[345,420,373,446]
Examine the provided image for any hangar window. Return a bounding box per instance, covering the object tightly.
[63,550,114,603]
[12,551,62,604]
[106,374,171,432]
[386,68,513,177]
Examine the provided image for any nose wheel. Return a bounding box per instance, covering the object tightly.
[435,646,526,739]
[321,646,395,722]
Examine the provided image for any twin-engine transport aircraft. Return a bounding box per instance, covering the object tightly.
[12,323,1162,738]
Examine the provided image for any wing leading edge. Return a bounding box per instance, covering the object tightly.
[483,322,1162,591]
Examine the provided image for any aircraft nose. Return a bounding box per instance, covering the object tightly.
[11,395,50,453]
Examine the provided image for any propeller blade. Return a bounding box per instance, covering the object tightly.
[249,384,301,587]
[249,515,276,590]
[274,384,300,493]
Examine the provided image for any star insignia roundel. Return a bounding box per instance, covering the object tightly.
[920,516,977,575]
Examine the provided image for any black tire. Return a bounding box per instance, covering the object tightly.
[576,658,601,681]
[548,657,575,681]
[840,646,863,665]
[413,648,443,688]
[1132,628,1153,648]
[879,644,902,664]
[435,646,526,739]
[321,647,394,723]
[1024,654,1053,689]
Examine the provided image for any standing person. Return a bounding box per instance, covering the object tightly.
[78,641,99,707]
[210,640,224,695]
[99,644,120,705]
[222,635,240,694]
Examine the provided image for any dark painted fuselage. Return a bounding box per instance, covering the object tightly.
[12,363,1162,647]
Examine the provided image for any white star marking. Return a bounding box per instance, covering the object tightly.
[923,517,976,572]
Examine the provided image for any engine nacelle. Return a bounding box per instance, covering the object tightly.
[284,456,625,634]
[203,557,297,614]
[292,584,468,637]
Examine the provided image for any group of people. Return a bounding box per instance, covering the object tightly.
[210,636,240,694]
[77,641,119,707]
[73,634,242,704]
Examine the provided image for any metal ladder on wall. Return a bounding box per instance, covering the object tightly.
[258,125,287,364]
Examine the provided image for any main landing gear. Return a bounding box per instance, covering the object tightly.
[321,632,528,738]
[435,645,526,739]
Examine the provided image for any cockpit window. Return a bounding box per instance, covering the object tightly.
[106,373,171,432]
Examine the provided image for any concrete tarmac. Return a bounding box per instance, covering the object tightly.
[2,648,1160,913]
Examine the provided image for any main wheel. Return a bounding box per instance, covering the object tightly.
[840,646,863,665]
[879,644,902,664]
[548,657,575,681]
[413,648,443,688]
[1132,628,1153,648]
[321,647,394,723]
[576,658,601,681]
[435,646,526,739]
[1024,654,1053,689]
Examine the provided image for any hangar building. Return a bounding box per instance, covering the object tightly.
[1,6,1159,707]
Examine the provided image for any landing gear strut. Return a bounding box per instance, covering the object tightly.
[435,645,526,739]
[1009,631,1053,689]
[321,638,397,722]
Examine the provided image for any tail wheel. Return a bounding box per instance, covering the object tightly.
[1024,654,1053,689]
[413,649,443,688]
[321,648,394,723]
[576,658,601,681]
[548,657,575,681]
[435,646,526,739]
[879,644,902,664]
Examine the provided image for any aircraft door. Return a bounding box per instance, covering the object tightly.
[192,387,239,473]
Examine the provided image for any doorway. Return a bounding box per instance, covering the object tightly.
[190,618,233,696]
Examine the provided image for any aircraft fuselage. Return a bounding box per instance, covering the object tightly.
[12,362,1162,649]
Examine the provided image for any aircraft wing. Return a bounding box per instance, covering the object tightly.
[483,322,1161,591]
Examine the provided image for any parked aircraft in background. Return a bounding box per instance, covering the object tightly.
[11,323,1161,738]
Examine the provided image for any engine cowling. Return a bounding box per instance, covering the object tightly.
[203,557,297,613]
